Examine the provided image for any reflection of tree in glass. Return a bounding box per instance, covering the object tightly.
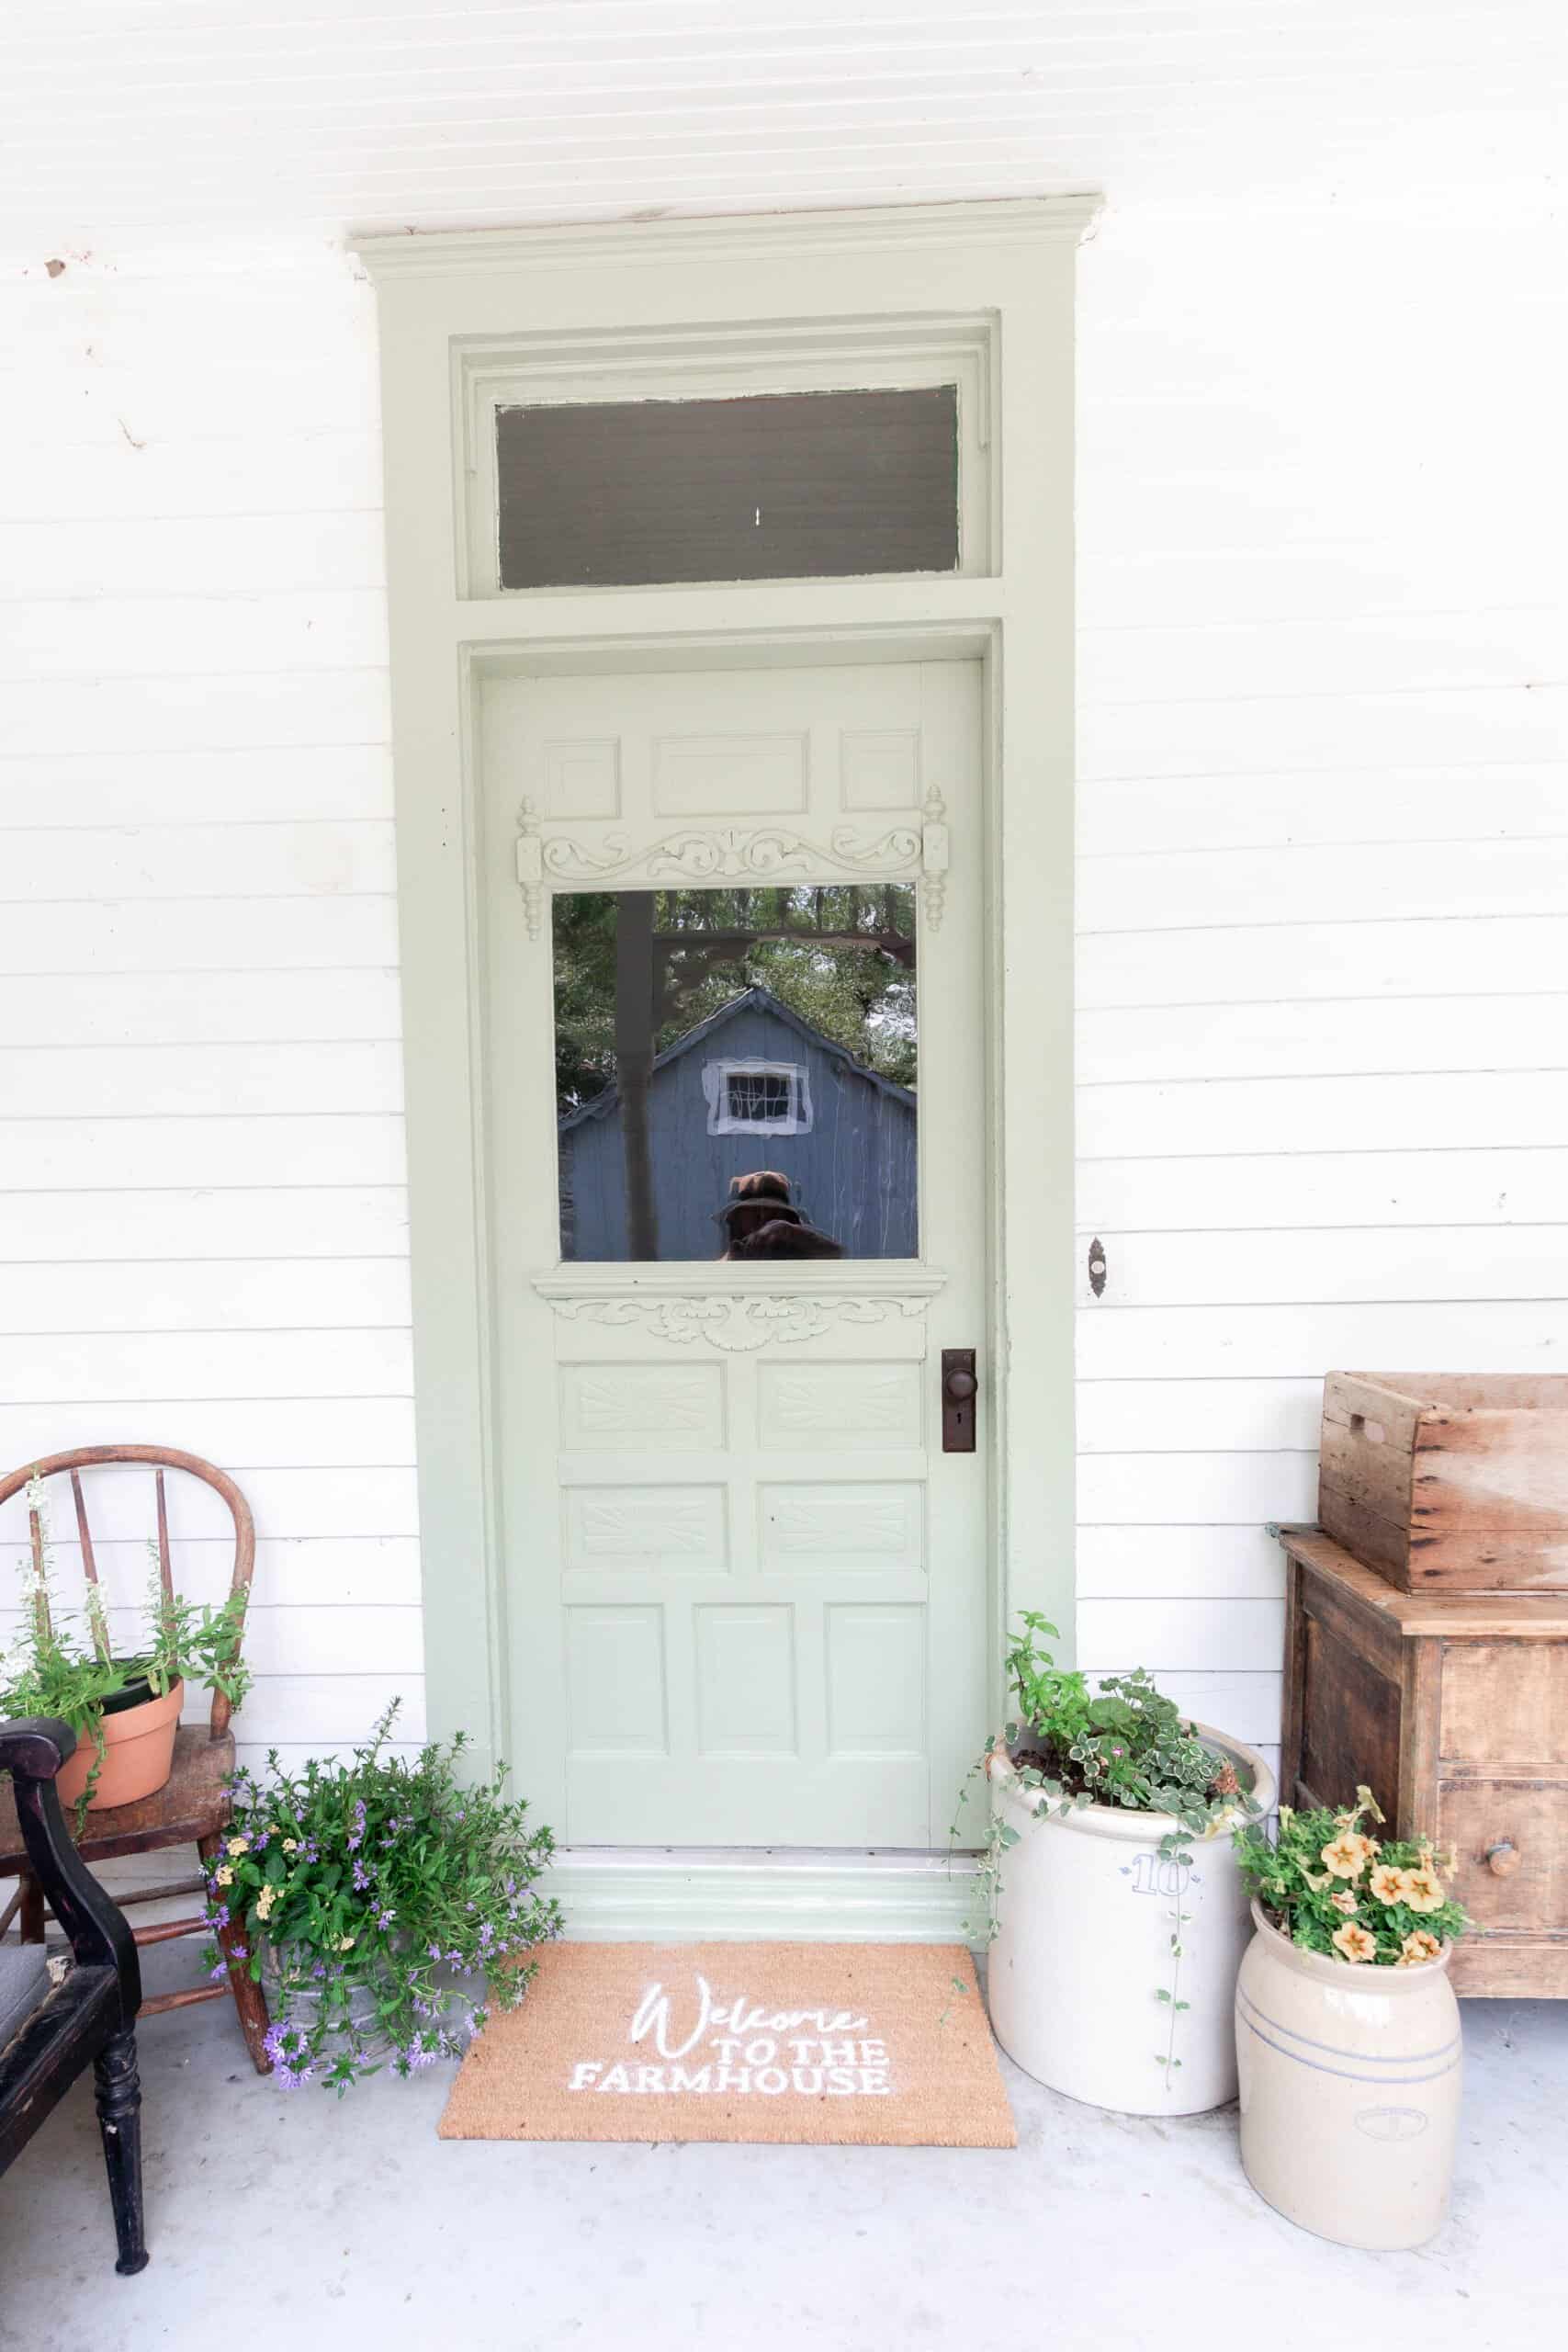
[553,884,917,1119]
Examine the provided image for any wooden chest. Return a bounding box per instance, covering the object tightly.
[1278,1523,1568,1998]
[1319,1372,1568,1591]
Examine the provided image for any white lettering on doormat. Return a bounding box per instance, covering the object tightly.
[565,1974,893,2098]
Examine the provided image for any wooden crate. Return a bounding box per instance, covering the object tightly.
[1319,1372,1568,1592]
[1278,1523,1568,1998]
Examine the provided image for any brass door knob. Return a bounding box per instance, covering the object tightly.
[1484,1840,1520,1878]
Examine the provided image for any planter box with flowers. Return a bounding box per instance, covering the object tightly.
[204,1701,561,2091]
[1232,1787,1470,2249]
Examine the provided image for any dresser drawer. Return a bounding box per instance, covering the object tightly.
[1438,1778,1568,1934]
[1440,1644,1568,1766]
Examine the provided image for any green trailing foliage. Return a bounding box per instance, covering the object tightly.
[203,1700,562,2093]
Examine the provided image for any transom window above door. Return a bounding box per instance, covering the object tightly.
[456,312,997,595]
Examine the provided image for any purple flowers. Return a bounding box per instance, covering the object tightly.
[346,1800,367,1853]
[353,1860,371,1892]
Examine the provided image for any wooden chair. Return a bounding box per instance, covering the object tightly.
[0,1446,270,2074]
[0,1716,148,2274]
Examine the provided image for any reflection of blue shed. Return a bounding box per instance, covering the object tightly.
[558,986,918,1261]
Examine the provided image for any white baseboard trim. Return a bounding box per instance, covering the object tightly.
[547,1846,980,1944]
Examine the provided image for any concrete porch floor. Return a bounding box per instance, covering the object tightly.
[3,1939,1564,2352]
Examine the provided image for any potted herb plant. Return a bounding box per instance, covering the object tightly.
[2,1477,250,1816]
[968,1612,1275,2116]
[204,1700,562,2091]
[1232,1787,1469,2248]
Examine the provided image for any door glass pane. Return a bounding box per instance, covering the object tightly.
[553,884,918,1261]
[498,387,958,589]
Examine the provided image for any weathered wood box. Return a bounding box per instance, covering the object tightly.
[1319,1373,1568,1592]
[1278,1523,1568,1998]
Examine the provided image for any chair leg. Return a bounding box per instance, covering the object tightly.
[197,1831,273,2075]
[17,1870,45,1943]
[94,2028,150,2277]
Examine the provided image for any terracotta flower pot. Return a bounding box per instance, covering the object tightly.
[1235,1899,1462,2249]
[55,1677,184,1813]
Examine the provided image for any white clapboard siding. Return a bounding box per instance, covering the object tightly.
[1078,996,1568,1085]
[0,1041,402,1118]
[1076,1227,1568,1309]
[0,592,389,679]
[1079,613,1568,708]
[0,432,384,524]
[1078,765,1568,859]
[3,1330,412,1408]
[0,1261,410,1335]
[1079,916,1568,1009]
[0,1188,408,1261]
[1078,835,1568,932]
[1078,1149,1568,1233]
[0,746,391,831]
[0,1396,414,1470]
[0,513,387,603]
[0,673,389,759]
[229,1676,425,1748]
[0,822,396,902]
[1077,1301,1563,1383]
[1078,1600,1286,1676]
[1078,1453,1317,1529]
[1079,1072,1568,1161]
[0,898,400,977]
[1077,1380,1323,1456]
[0,972,402,1048]
[0,1116,407,1191]
[1077,1528,1288,1604]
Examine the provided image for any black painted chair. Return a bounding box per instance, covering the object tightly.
[0,1717,148,2276]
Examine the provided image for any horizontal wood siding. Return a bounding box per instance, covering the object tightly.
[0,253,418,1777]
[5,197,1564,1797]
[1074,208,1568,1756]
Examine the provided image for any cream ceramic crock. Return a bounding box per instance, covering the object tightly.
[1235,1901,1462,2249]
[987,1727,1276,2116]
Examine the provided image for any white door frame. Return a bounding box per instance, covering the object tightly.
[356,199,1096,1937]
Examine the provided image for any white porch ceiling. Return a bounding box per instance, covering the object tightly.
[3,1,1565,261]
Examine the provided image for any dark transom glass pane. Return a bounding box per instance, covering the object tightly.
[497,386,959,590]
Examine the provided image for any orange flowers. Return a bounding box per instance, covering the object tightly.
[1368,1862,1408,1906]
[1399,1929,1443,1967]
[1320,1830,1380,1880]
[1398,1864,1446,1915]
[1331,1922,1378,1963]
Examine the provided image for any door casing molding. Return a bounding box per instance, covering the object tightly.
[358,203,1092,1928]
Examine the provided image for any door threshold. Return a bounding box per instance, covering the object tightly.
[546,1845,981,1945]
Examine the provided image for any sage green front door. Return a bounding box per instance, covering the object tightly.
[483,655,988,1848]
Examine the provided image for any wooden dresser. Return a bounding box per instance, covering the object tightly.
[1276,1523,1568,1997]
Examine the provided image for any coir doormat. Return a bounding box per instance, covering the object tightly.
[437,1940,1015,2148]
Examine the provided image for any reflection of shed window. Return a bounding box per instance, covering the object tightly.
[704,1059,812,1136]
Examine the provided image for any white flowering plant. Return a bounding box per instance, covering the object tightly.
[1233,1786,1469,1966]
[203,1700,561,2093]
[2,1476,250,1817]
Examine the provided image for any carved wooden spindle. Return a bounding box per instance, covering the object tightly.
[71,1467,100,1586]
[153,1468,174,1607]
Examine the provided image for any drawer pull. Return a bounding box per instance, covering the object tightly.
[1484,1840,1521,1879]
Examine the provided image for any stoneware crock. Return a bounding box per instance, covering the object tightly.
[1235,1899,1462,2249]
[987,1725,1276,2116]
[55,1676,185,1812]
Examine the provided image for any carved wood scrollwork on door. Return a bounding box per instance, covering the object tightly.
[513,786,952,940]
